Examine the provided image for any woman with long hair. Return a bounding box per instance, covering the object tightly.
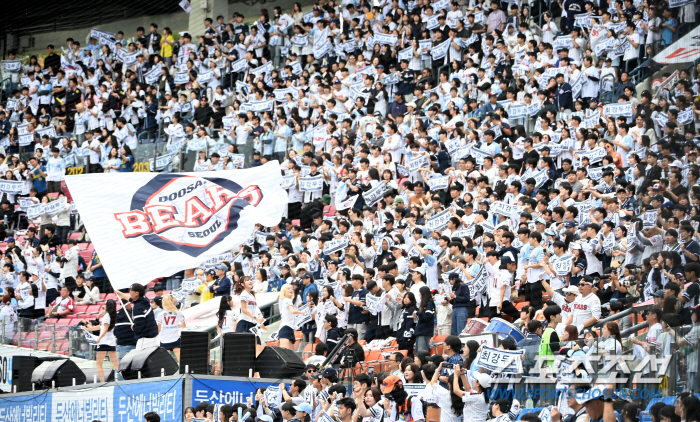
[216,295,236,334]
[428,362,463,422]
[414,286,435,353]
[278,284,306,350]
[397,292,418,356]
[235,276,266,345]
[403,363,422,383]
[86,299,118,382]
[452,364,490,421]
[120,145,134,172]
[157,295,186,362]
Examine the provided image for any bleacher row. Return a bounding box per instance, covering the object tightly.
[8,284,170,356]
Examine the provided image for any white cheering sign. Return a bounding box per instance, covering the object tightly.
[374,33,398,45]
[678,108,693,125]
[281,174,297,189]
[476,345,525,374]
[553,35,573,50]
[552,255,573,275]
[174,71,189,84]
[240,100,274,113]
[231,58,248,73]
[323,236,349,255]
[528,101,542,117]
[428,175,449,191]
[509,104,528,119]
[363,182,388,206]
[2,61,21,72]
[398,47,413,62]
[426,209,452,231]
[604,102,634,118]
[144,63,162,85]
[299,175,324,192]
[594,37,615,57]
[314,39,332,59]
[0,180,24,194]
[643,209,658,228]
[576,146,606,164]
[431,39,450,60]
[64,162,287,291]
[408,155,430,172]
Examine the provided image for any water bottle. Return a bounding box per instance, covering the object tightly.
[3,215,7,227]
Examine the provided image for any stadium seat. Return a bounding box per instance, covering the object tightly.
[432,334,450,355]
[73,305,88,315]
[292,219,300,226]
[68,232,82,240]
[515,301,530,311]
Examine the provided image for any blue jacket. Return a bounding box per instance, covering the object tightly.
[414,301,435,337]
[114,308,137,346]
[210,276,231,296]
[451,283,470,308]
[303,283,319,303]
[145,102,158,129]
[132,297,158,340]
[554,83,573,111]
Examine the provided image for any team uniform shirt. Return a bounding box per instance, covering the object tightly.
[17,282,34,311]
[430,383,461,422]
[571,293,601,329]
[279,297,296,329]
[220,309,237,333]
[386,397,425,422]
[646,322,662,350]
[239,290,259,323]
[98,313,117,346]
[49,295,75,314]
[156,310,185,343]
[462,392,489,422]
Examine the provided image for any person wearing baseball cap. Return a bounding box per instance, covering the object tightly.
[451,364,490,421]
[209,264,231,297]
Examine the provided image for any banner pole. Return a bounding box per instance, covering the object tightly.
[111,281,135,325]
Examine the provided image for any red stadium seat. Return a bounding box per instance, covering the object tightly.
[68,232,82,240]
[292,219,300,226]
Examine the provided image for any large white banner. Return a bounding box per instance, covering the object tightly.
[653,20,700,64]
[65,162,287,290]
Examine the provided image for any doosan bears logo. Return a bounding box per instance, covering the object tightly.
[113,174,262,256]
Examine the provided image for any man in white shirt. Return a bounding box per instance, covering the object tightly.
[631,306,662,353]
[46,147,65,193]
[572,277,601,334]
[622,22,641,70]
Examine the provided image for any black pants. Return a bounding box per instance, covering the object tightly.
[288,202,302,221]
[488,301,520,321]
[523,280,544,310]
[88,163,103,174]
[364,325,390,342]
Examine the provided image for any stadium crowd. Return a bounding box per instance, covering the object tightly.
[0,0,699,419]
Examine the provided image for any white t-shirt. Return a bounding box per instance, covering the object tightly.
[571,293,601,329]
[462,392,489,422]
[156,311,185,344]
[432,384,461,422]
[99,313,117,346]
[280,297,295,328]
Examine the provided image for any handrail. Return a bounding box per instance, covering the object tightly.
[621,321,649,338]
[593,304,646,328]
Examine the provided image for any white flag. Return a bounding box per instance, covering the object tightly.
[64,162,288,291]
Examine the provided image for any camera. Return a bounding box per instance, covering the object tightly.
[442,363,454,369]
[629,267,643,275]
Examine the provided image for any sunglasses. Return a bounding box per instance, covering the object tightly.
[307,369,318,373]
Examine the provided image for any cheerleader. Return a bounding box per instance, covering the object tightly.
[278,284,306,350]
[234,276,266,344]
[84,299,118,382]
[156,295,186,362]
[216,295,237,335]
